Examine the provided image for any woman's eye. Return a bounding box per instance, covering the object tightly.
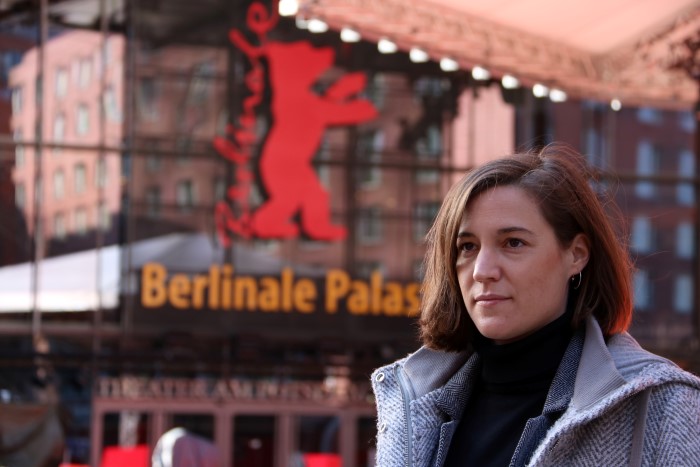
[459,242,476,252]
[506,238,524,248]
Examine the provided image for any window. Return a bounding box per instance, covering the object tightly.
[15,183,25,209]
[146,187,161,218]
[357,130,383,187]
[79,57,92,88]
[413,202,440,242]
[103,37,113,65]
[635,141,658,199]
[674,274,693,314]
[74,163,87,194]
[53,212,66,240]
[415,124,442,183]
[98,202,111,230]
[72,60,80,84]
[214,177,227,201]
[74,207,88,235]
[145,140,161,172]
[76,104,89,135]
[633,270,651,311]
[366,73,386,110]
[186,61,215,105]
[636,107,662,125]
[176,180,196,212]
[103,85,120,122]
[315,136,331,188]
[96,158,107,188]
[11,86,22,114]
[677,149,695,206]
[679,111,695,133]
[357,206,383,243]
[13,128,24,167]
[415,124,442,158]
[676,222,694,259]
[55,67,68,98]
[94,49,102,78]
[53,170,65,199]
[137,77,159,120]
[355,262,384,278]
[630,217,653,253]
[53,113,65,148]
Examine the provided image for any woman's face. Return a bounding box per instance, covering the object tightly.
[455,185,589,344]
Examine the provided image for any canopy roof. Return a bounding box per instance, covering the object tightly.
[300,0,700,109]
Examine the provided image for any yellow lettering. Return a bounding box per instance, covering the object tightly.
[192,274,208,309]
[234,277,257,310]
[325,269,350,313]
[347,280,369,315]
[405,283,421,317]
[209,265,220,309]
[222,265,233,309]
[169,274,191,309]
[259,277,279,311]
[141,263,167,307]
[371,270,383,314]
[281,268,293,312]
[383,282,403,316]
[294,279,316,313]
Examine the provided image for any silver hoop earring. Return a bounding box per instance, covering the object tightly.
[571,271,582,290]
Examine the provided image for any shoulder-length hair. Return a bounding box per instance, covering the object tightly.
[419,145,633,351]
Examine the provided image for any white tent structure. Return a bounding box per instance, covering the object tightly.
[0,233,323,313]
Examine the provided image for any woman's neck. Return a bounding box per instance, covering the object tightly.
[474,307,575,385]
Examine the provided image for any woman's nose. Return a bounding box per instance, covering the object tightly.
[473,248,500,282]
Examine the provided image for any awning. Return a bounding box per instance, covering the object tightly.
[299,0,700,109]
[0,233,324,313]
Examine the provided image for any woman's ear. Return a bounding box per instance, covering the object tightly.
[569,233,590,273]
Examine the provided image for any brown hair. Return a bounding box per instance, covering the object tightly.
[419,145,633,351]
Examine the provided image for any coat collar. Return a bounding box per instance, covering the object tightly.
[570,316,628,410]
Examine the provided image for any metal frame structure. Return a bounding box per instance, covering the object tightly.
[299,0,700,110]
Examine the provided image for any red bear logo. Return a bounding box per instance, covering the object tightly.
[215,2,377,244]
[252,41,377,240]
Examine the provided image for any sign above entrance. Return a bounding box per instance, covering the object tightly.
[214,0,378,245]
[97,375,373,405]
[140,263,420,317]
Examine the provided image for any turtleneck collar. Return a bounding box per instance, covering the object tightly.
[474,304,575,386]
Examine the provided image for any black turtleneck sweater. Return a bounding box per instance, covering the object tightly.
[443,309,574,467]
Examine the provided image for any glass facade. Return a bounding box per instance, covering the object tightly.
[0,0,698,465]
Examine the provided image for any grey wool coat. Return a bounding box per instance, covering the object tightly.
[371,317,700,466]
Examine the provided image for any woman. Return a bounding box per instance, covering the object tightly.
[372,146,700,466]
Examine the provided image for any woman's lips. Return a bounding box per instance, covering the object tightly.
[474,294,509,306]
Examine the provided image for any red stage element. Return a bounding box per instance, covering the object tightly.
[100,444,149,467]
[303,453,343,467]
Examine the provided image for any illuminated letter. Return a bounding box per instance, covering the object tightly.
[347,280,369,315]
[405,283,421,317]
[370,270,383,315]
[382,282,403,316]
[259,277,280,311]
[294,279,317,313]
[234,277,258,310]
[325,269,350,313]
[281,268,294,312]
[192,274,209,309]
[141,263,167,308]
[169,275,192,309]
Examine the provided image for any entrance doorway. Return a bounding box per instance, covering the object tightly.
[92,398,377,466]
